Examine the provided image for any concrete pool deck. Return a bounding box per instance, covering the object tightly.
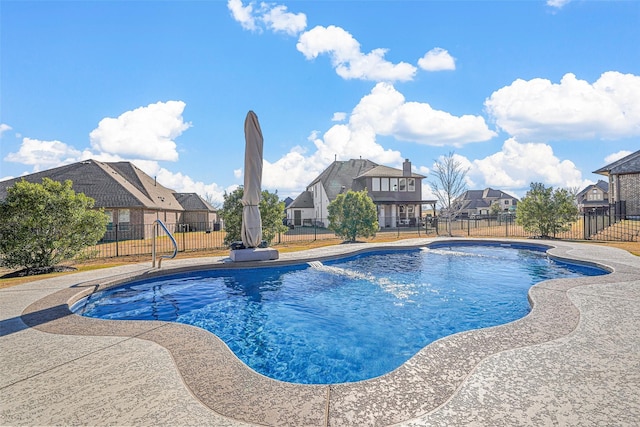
[1,238,639,426]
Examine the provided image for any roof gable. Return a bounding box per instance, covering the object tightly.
[174,193,216,211]
[578,180,609,198]
[0,159,183,211]
[288,191,314,209]
[107,162,183,211]
[594,150,640,175]
[309,159,379,201]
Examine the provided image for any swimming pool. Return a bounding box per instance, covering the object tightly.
[73,243,607,384]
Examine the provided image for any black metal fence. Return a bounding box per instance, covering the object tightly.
[78,212,640,261]
[432,212,640,241]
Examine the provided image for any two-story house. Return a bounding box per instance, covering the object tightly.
[454,188,519,218]
[286,158,435,228]
[576,180,609,213]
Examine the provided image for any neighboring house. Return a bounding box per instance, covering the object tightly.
[282,197,294,209]
[576,180,609,213]
[593,150,640,218]
[286,158,435,228]
[0,159,218,239]
[454,188,519,218]
[173,193,219,231]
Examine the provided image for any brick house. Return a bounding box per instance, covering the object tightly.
[0,159,218,240]
[593,150,640,218]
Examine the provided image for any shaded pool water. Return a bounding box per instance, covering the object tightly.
[73,244,606,384]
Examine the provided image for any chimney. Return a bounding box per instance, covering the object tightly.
[403,159,411,177]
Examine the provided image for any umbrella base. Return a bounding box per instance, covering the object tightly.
[229,247,279,262]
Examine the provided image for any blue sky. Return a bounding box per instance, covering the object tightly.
[1,0,638,206]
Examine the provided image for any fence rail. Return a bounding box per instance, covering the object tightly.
[78,213,640,261]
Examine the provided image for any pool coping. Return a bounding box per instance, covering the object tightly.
[13,238,640,426]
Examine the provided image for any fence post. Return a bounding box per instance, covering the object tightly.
[585,212,591,240]
[467,219,470,236]
[115,224,119,257]
[181,223,186,252]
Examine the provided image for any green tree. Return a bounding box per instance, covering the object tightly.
[219,187,288,246]
[428,151,469,236]
[516,182,579,238]
[0,178,108,270]
[327,189,378,242]
[490,201,502,216]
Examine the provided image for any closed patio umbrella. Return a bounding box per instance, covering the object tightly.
[241,110,263,248]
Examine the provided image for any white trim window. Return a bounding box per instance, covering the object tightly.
[372,177,380,192]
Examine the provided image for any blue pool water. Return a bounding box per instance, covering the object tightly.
[73,244,606,384]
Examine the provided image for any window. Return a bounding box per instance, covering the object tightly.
[407,205,414,214]
[399,178,406,191]
[118,209,130,231]
[105,210,113,231]
[390,178,398,191]
[381,178,389,191]
[372,177,380,192]
[588,190,602,201]
[504,200,510,205]
[407,178,415,192]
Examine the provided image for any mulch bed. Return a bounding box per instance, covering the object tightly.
[0,266,77,279]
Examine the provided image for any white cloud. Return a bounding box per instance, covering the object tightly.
[297,25,417,82]
[469,138,588,193]
[352,82,496,146]
[604,150,633,165]
[485,72,640,141]
[0,123,12,137]
[2,104,230,205]
[227,0,258,32]
[228,0,306,36]
[260,83,496,195]
[547,0,571,9]
[418,48,456,71]
[89,101,191,161]
[4,138,82,171]
[262,4,307,36]
[332,112,347,122]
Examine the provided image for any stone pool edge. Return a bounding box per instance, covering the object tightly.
[20,238,631,426]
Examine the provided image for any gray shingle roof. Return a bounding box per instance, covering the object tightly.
[593,150,640,175]
[174,193,216,211]
[288,191,314,209]
[0,159,184,211]
[456,188,519,204]
[577,180,609,198]
[356,165,425,179]
[309,159,379,201]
